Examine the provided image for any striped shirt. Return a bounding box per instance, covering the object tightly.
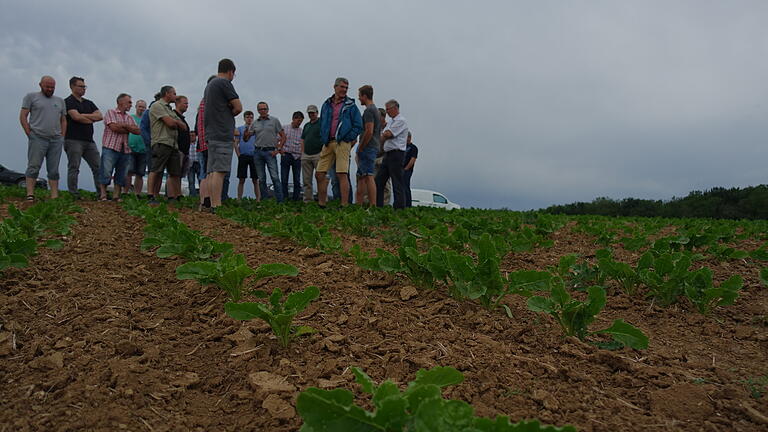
[195,99,207,152]
[102,108,136,153]
[283,124,302,157]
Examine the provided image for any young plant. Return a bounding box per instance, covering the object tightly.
[596,250,641,296]
[225,285,320,348]
[141,221,233,260]
[636,251,693,306]
[176,254,297,302]
[683,269,743,314]
[296,366,576,432]
[527,281,648,349]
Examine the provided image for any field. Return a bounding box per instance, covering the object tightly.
[1,192,767,431]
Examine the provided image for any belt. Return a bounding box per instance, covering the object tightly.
[256,147,276,151]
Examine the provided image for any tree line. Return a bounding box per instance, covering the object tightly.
[542,185,768,220]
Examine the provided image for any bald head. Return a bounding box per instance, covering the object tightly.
[39,76,55,97]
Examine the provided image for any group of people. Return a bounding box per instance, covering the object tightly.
[19,59,419,210]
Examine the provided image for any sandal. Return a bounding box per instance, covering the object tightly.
[99,196,109,202]
[25,195,35,202]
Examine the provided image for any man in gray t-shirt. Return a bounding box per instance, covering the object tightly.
[202,59,242,210]
[354,85,382,206]
[20,75,67,200]
[245,102,286,202]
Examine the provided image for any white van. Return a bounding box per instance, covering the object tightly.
[410,189,461,210]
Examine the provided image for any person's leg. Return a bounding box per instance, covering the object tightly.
[237,154,246,199]
[237,179,245,199]
[222,171,230,201]
[404,169,413,207]
[329,163,340,201]
[64,139,83,195]
[25,134,47,198]
[82,141,101,194]
[375,154,392,208]
[290,155,302,201]
[209,172,224,207]
[198,150,209,207]
[266,153,283,203]
[247,156,259,200]
[280,154,290,201]
[113,152,130,200]
[388,151,406,209]
[315,142,336,206]
[253,150,269,199]
[301,154,314,202]
[42,137,63,199]
[355,174,365,205]
[334,142,353,207]
[98,148,119,200]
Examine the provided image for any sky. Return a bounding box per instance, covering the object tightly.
[1,0,767,210]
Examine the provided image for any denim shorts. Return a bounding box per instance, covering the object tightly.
[26,134,64,180]
[100,148,130,186]
[356,145,378,176]
[127,152,147,177]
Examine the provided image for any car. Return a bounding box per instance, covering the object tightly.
[410,188,461,210]
[0,163,48,189]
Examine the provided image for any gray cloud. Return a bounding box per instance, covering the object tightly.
[2,1,767,209]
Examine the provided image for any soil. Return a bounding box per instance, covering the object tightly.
[1,199,767,431]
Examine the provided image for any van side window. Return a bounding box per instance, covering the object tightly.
[433,194,448,204]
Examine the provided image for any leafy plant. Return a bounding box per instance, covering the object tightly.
[683,269,743,314]
[176,254,298,302]
[527,282,648,349]
[296,366,576,432]
[225,285,320,348]
[636,251,694,306]
[141,221,233,260]
[596,250,641,296]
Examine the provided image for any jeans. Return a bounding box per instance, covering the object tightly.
[254,148,283,202]
[64,139,100,194]
[26,134,64,180]
[375,150,405,209]
[188,161,201,196]
[404,169,414,208]
[280,153,302,201]
[222,171,230,201]
[99,148,130,187]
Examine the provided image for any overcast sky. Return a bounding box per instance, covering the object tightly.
[2,1,767,209]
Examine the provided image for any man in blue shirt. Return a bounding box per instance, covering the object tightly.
[234,110,260,200]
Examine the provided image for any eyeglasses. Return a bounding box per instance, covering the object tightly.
[257,107,268,111]
[76,85,87,89]
[337,85,349,89]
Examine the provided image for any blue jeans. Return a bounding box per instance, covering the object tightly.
[280,153,302,201]
[404,169,413,207]
[99,148,130,187]
[26,134,64,180]
[254,149,283,202]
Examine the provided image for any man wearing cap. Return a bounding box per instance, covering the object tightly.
[316,77,362,208]
[245,101,285,202]
[300,105,322,202]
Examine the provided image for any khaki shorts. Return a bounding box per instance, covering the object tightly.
[317,140,352,174]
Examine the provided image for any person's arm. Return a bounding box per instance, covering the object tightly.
[404,157,416,171]
[233,128,241,157]
[67,109,94,124]
[229,98,243,116]
[175,119,188,131]
[278,130,286,149]
[160,115,179,129]
[85,110,103,122]
[60,115,67,138]
[300,139,305,155]
[350,106,363,139]
[19,108,31,136]
[382,129,394,140]
[358,121,373,152]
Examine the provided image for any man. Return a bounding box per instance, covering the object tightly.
[194,77,214,209]
[375,99,409,209]
[126,99,147,195]
[203,59,242,210]
[98,93,140,201]
[233,110,259,200]
[316,77,362,208]
[300,105,322,202]
[19,76,67,200]
[187,130,200,197]
[281,111,304,201]
[354,85,381,206]
[64,76,102,198]
[246,102,285,202]
[403,132,418,208]
[147,85,186,203]
[173,95,192,198]
[371,107,392,205]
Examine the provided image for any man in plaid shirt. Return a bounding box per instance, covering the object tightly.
[281,111,304,201]
[98,93,140,201]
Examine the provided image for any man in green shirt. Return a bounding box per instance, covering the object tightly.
[300,104,322,202]
[147,86,186,203]
[126,99,147,196]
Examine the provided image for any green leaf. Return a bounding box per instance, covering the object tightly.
[594,319,649,350]
[43,239,64,250]
[284,286,321,312]
[527,296,555,313]
[413,366,464,388]
[352,367,376,395]
[224,302,271,321]
[254,263,299,280]
[584,286,607,317]
[296,388,382,432]
[293,326,316,337]
[176,261,218,281]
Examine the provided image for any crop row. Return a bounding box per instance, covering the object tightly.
[120,198,577,431]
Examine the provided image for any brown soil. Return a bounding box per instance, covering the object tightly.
[1,200,767,431]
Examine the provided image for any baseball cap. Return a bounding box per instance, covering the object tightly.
[307,105,318,113]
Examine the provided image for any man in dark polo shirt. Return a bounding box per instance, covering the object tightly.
[64,76,102,198]
[172,95,192,199]
[300,104,322,202]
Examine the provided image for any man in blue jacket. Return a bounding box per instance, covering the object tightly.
[315,77,362,208]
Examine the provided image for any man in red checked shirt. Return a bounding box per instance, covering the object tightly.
[98,93,140,201]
